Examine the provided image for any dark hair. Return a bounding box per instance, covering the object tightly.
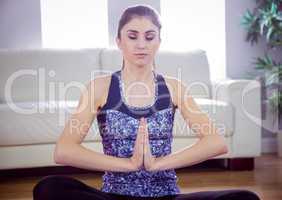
[117,4,162,70]
[117,4,162,39]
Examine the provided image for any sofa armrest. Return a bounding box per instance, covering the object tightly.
[212,79,262,157]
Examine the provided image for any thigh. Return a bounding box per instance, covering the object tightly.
[172,189,260,200]
[33,175,115,200]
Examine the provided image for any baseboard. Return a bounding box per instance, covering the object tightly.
[262,137,277,153]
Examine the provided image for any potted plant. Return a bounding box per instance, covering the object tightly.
[241,0,282,156]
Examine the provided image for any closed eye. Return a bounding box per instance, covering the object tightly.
[128,36,137,40]
[128,36,155,41]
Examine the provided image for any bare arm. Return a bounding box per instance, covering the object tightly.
[154,78,228,171]
[54,77,134,172]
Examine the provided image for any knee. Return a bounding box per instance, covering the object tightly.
[232,189,260,200]
[33,175,69,200]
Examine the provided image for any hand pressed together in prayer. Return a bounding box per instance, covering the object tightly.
[129,117,159,172]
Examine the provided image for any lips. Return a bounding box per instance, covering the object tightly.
[134,53,148,56]
[135,54,147,59]
[134,53,148,59]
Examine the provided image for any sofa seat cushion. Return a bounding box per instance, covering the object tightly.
[0,101,101,146]
[173,98,234,138]
[0,98,234,146]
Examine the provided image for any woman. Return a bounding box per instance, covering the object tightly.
[33,4,260,200]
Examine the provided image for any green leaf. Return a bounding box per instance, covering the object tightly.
[260,20,266,35]
[270,2,277,14]
[267,26,274,41]
[276,14,282,21]
[266,54,274,66]
[266,72,278,85]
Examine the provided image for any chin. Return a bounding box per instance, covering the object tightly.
[134,61,151,68]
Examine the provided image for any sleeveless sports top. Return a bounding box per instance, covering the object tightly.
[96,69,181,197]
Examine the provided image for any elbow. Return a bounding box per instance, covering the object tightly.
[217,138,228,155]
[54,153,63,165]
[54,142,68,164]
[220,143,228,155]
[212,135,228,155]
[214,143,228,157]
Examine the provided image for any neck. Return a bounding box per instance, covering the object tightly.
[122,61,154,82]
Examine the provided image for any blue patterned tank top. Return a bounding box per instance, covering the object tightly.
[96,69,180,197]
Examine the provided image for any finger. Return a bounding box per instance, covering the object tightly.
[140,131,144,145]
[139,133,144,155]
[141,119,147,132]
[136,119,145,145]
[135,124,144,148]
[144,130,148,153]
[138,118,144,128]
[141,117,146,125]
[138,135,143,153]
[145,131,150,154]
[144,126,148,141]
[139,118,146,133]
[142,118,147,128]
[143,138,147,154]
[137,130,144,147]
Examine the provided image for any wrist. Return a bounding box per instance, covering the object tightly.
[151,156,165,171]
[125,158,139,171]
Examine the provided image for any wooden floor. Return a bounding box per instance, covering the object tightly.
[0,153,281,200]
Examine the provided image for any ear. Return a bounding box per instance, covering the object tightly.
[116,37,121,50]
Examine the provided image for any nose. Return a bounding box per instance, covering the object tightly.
[136,37,146,49]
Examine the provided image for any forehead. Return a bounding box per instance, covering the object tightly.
[122,16,158,33]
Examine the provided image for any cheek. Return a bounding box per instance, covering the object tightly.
[149,43,160,55]
[121,45,134,58]
[123,42,135,53]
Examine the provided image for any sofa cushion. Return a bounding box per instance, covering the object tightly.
[173,98,234,138]
[100,48,212,98]
[0,98,233,146]
[0,101,101,146]
[0,49,102,103]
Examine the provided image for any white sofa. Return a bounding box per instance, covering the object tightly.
[0,48,261,170]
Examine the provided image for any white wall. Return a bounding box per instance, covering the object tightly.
[225,0,282,79]
[0,0,42,49]
[40,0,109,48]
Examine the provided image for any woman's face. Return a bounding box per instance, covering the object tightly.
[116,16,161,68]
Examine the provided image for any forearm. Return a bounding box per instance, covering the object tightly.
[54,144,134,172]
[155,135,228,171]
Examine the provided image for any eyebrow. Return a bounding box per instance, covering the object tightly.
[127,30,156,34]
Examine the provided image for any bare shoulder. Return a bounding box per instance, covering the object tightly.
[89,73,112,109]
[92,73,112,88]
[162,74,192,108]
[161,74,181,108]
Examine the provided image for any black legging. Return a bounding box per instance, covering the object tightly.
[33,175,260,200]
